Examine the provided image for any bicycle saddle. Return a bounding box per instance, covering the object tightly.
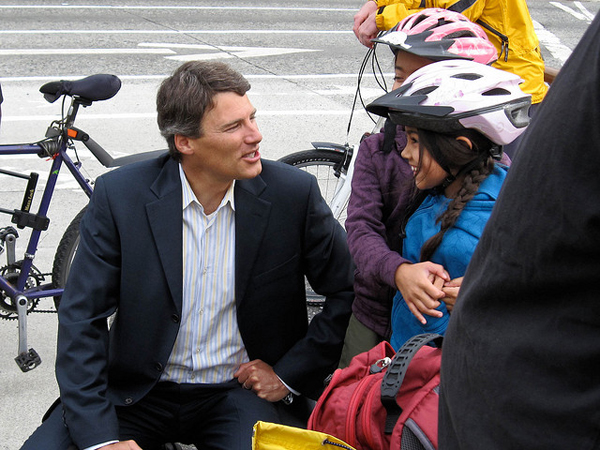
[39,74,122,103]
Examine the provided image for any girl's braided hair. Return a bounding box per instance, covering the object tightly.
[416,128,496,262]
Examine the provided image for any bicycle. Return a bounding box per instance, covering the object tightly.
[0,74,165,372]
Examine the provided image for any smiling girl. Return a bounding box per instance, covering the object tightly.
[367,59,531,349]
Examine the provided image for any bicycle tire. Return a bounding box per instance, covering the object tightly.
[279,150,348,309]
[51,206,87,310]
[278,150,348,224]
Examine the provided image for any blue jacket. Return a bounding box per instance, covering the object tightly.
[390,164,508,350]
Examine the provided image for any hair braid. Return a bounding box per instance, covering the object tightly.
[420,154,495,261]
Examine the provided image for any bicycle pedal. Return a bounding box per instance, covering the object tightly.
[15,348,42,372]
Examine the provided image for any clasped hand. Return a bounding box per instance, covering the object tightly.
[234,359,290,402]
[395,262,463,324]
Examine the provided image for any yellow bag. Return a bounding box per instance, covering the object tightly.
[252,421,356,450]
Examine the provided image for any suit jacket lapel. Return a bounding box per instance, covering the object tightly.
[146,157,183,314]
[235,175,271,306]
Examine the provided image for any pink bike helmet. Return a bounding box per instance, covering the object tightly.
[366,60,531,145]
[372,8,497,65]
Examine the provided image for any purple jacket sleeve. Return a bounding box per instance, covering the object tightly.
[346,129,413,290]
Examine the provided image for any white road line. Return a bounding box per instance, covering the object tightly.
[0,45,320,60]
[1,111,356,122]
[549,1,592,22]
[0,49,175,56]
[0,30,352,35]
[0,73,389,82]
[532,20,572,64]
[0,5,355,11]
[574,1,596,22]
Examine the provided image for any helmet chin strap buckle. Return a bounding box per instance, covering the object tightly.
[490,144,503,160]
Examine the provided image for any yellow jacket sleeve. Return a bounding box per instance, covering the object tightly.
[373,0,548,103]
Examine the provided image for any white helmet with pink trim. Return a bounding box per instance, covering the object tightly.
[366,60,531,146]
[372,8,497,66]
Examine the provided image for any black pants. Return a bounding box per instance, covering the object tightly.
[22,380,311,450]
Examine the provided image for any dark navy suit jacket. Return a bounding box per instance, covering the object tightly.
[56,155,354,449]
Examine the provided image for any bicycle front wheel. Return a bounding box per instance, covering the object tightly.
[51,206,86,310]
[278,150,348,224]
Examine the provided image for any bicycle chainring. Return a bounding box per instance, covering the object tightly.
[0,263,44,320]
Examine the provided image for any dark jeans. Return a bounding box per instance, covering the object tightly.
[22,380,312,450]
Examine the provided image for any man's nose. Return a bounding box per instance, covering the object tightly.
[247,121,262,143]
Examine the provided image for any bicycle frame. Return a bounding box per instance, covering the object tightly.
[0,124,95,370]
[1,75,167,371]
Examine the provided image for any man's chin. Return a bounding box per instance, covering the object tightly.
[240,159,262,179]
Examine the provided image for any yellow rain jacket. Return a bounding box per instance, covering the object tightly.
[374,0,548,103]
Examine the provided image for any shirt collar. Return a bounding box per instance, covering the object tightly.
[179,164,236,213]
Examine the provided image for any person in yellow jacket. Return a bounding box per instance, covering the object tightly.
[353,0,548,109]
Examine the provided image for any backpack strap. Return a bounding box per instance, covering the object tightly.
[380,333,443,434]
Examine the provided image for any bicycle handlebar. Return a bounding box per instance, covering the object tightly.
[39,74,122,104]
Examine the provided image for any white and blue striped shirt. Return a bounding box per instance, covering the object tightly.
[160,165,249,384]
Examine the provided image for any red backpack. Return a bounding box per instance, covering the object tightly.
[308,333,442,450]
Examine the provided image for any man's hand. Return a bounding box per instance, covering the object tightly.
[353,0,379,47]
[99,441,143,450]
[442,277,463,313]
[395,262,449,324]
[234,360,290,402]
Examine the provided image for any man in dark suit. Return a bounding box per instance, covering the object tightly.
[22,61,354,450]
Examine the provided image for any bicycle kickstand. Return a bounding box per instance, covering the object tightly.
[14,294,41,372]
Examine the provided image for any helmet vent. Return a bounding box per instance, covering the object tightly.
[443,30,478,40]
[411,14,430,28]
[482,88,511,96]
[412,86,439,96]
[452,73,482,81]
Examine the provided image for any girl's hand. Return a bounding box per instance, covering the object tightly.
[395,262,449,324]
[442,277,463,313]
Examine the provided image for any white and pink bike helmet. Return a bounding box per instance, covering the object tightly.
[372,8,498,66]
[366,59,531,146]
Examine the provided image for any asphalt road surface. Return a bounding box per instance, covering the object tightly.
[0,1,598,448]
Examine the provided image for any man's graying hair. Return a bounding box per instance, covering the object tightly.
[156,61,251,161]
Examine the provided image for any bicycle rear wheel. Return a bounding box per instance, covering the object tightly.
[279,150,348,310]
[51,206,86,310]
[278,149,349,224]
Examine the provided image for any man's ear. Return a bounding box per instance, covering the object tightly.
[455,135,473,149]
[174,134,194,155]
